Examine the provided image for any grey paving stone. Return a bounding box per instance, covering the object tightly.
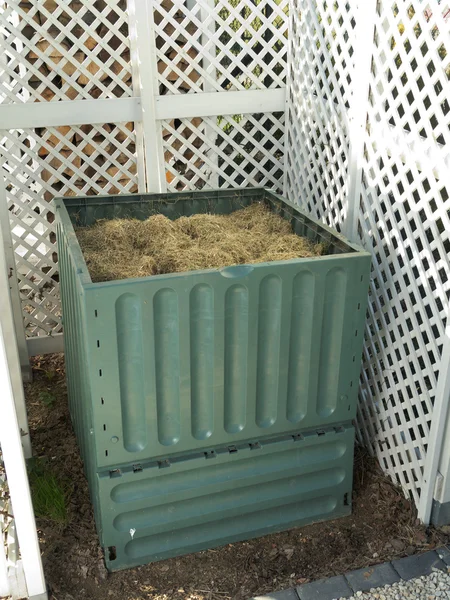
[436,546,450,566]
[297,575,353,600]
[252,588,299,600]
[392,550,446,581]
[345,562,400,592]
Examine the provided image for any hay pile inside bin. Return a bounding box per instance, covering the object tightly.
[76,202,326,282]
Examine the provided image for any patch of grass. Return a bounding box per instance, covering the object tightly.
[38,390,56,408]
[43,369,56,381]
[28,459,71,524]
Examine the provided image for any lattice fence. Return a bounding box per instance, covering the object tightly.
[156,0,288,191]
[162,112,285,191]
[0,0,133,103]
[0,0,289,339]
[285,0,450,506]
[0,0,138,337]
[154,0,289,94]
[356,0,450,506]
[284,0,355,232]
[0,122,138,336]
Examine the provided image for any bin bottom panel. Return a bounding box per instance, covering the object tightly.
[96,425,354,571]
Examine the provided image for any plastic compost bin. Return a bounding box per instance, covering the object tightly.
[55,187,371,571]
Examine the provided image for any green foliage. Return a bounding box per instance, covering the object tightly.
[43,369,56,381]
[28,459,71,524]
[38,390,57,408]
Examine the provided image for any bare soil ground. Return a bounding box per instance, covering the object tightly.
[25,354,448,600]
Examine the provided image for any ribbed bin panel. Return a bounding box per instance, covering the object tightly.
[95,425,355,571]
[83,255,369,468]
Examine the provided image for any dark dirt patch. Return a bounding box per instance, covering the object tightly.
[25,354,447,600]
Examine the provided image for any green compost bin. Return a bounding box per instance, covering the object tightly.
[55,187,371,571]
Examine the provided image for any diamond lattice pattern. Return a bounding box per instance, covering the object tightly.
[1,122,138,336]
[154,0,289,94]
[162,111,284,191]
[356,0,450,504]
[0,0,132,103]
[284,0,356,233]
[285,0,450,505]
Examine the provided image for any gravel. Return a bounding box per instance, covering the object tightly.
[339,569,450,600]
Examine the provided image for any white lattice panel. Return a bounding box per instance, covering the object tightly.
[284,0,356,232]
[162,111,284,191]
[285,0,450,505]
[154,0,288,94]
[0,0,132,104]
[355,0,450,504]
[0,122,138,337]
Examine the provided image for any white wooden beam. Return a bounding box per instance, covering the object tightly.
[0,89,287,133]
[27,333,64,357]
[0,97,141,130]
[155,88,286,120]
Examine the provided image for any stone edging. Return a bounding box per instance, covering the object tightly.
[251,547,450,600]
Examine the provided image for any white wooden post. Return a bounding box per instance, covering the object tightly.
[201,0,219,188]
[0,506,9,597]
[418,320,450,525]
[0,179,31,380]
[0,175,47,598]
[184,0,218,188]
[0,306,47,596]
[127,0,167,193]
[127,0,150,193]
[0,178,32,459]
[345,0,377,241]
[0,322,47,599]
[281,0,293,199]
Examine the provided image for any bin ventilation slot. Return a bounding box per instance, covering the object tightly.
[108,546,117,561]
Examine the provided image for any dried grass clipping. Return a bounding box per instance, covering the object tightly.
[76,203,326,282]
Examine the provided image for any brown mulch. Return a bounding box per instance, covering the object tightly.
[25,354,448,600]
